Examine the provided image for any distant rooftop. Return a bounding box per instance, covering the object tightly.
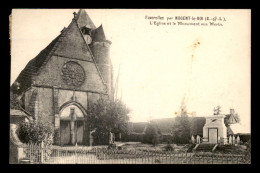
[228,123,250,134]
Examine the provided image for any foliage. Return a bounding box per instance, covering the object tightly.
[87,97,130,145]
[121,133,144,142]
[143,122,162,146]
[172,114,191,144]
[127,122,148,134]
[160,134,174,144]
[238,134,251,143]
[10,91,21,109]
[91,131,109,145]
[190,117,205,136]
[164,144,174,151]
[186,144,196,152]
[17,115,54,146]
[244,139,251,163]
[107,143,117,150]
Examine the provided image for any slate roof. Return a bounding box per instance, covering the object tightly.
[11,9,106,94]
[76,9,96,29]
[91,25,107,42]
[11,34,62,94]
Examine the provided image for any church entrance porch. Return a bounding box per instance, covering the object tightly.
[59,104,87,146]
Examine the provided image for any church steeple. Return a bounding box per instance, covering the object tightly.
[76,9,96,29]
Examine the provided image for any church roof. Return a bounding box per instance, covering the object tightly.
[91,25,107,42]
[11,34,62,94]
[76,9,96,29]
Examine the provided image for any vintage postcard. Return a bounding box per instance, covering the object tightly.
[10,9,251,164]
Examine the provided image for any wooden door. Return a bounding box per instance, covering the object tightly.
[76,121,84,145]
[60,121,70,145]
[209,128,218,143]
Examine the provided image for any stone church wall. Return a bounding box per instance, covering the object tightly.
[54,20,93,62]
[24,88,35,112]
[34,56,107,94]
[87,92,101,108]
[58,89,88,109]
[37,88,54,118]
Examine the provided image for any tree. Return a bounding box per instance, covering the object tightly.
[143,122,162,146]
[213,105,221,115]
[87,97,130,145]
[172,114,191,144]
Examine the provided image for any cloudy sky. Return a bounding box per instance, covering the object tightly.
[10,9,250,131]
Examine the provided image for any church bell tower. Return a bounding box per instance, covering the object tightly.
[76,9,114,99]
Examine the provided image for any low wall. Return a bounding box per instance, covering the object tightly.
[9,124,26,164]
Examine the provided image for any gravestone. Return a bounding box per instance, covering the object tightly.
[236,136,240,145]
[229,135,232,144]
[191,135,195,144]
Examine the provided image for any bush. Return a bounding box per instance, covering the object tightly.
[92,131,109,146]
[17,116,54,162]
[239,134,251,143]
[17,116,54,146]
[129,133,144,142]
[161,134,174,144]
[164,144,174,151]
[121,133,144,142]
[143,123,161,146]
[186,144,196,152]
[107,143,117,150]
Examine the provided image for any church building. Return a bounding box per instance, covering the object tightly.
[10,9,114,146]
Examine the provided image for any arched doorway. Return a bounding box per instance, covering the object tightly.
[59,103,86,146]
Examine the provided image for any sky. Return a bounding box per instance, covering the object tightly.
[10,9,251,132]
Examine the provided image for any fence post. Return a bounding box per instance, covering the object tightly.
[40,142,44,164]
[135,150,137,164]
[75,148,77,164]
[29,144,32,163]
